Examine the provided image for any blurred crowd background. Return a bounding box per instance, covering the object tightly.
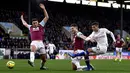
[0,1,130,59]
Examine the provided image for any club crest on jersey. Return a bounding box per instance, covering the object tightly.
[32,27,39,31]
[117,41,120,43]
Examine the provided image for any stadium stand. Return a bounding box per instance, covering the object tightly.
[0,2,130,59]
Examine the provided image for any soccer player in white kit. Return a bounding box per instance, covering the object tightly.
[68,22,116,71]
[21,3,49,70]
[47,41,56,59]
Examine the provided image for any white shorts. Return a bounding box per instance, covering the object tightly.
[49,49,54,54]
[30,41,46,54]
[116,47,122,52]
[92,45,107,54]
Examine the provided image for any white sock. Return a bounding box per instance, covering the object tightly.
[30,52,35,62]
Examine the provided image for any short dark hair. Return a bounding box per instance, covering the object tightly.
[91,22,99,26]
[71,23,78,27]
[32,18,38,22]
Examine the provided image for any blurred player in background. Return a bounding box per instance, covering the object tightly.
[115,34,125,62]
[68,22,116,71]
[10,48,14,59]
[20,3,49,70]
[47,41,56,59]
[70,23,88,71]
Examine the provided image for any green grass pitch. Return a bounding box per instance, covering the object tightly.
[0,59,130,73]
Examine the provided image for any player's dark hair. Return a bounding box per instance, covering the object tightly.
[71,23,78,27]
[32,18,39,22]
[91,22,99,26]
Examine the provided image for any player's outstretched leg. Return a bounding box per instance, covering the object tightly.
[28,60,35,67]
[119,52,122,62]
[40,54,48,70]
[115,51,119,61]
[28,45,36,67]
[68,50,94,71]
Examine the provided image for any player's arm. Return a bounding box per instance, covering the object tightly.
[121,38,126,46]
[47,44,50,50]
[53,44,56,50]
[20,15,30,28]
[39,3,49,27]
[85,32,95,42]
[104,28,116,42]
[77,32,94,42]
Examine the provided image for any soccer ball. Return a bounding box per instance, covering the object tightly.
[6,61,15,69]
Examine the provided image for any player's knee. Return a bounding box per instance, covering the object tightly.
[87,48,92,52]
[30,45,36,52]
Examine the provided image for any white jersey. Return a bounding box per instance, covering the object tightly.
[47,43,56,54]
[87,28,116,47]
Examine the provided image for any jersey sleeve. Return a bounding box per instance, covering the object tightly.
[88,32,94,38]
[103,28,111,34]
[76,32,83,37]
[103,28,116,42]
[27,25,32,30]
[39,20,45,27]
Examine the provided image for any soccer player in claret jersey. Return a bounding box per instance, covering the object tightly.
[68,22,116,71]
[70,23,88,71]
[115,34,125,62]
[20,3,49,70]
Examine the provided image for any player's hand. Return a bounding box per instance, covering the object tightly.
[39,3,45,9]
[113,42,116,45]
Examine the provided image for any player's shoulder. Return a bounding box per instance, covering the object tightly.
[76,32,83,36]
[99,28,107,30]
[99,28,109,32]
[77,32,82,34]
[27,25,32,30]
[28,25,32,27]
